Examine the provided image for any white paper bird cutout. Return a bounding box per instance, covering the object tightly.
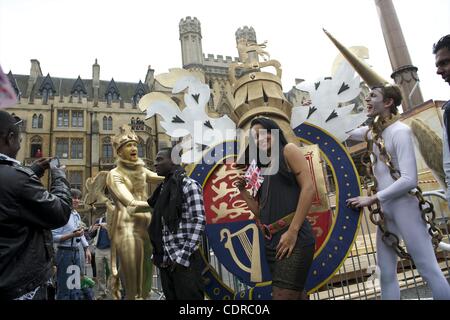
[291,60,368,141]
[139,74,236,163]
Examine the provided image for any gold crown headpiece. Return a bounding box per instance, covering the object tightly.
[112,125,139,151]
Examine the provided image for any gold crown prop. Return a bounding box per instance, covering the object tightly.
[112,125,139,152]
[229,40,297,144]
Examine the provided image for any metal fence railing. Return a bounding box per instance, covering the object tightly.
[308,189,449,300]
[150,189,449,300]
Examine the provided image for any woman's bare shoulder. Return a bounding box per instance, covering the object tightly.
[283,143,301,156]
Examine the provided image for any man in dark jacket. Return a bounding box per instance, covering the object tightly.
[0,110,72,300]
[148,148,206,300]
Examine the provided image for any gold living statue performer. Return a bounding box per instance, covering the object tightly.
[106,125,162,300]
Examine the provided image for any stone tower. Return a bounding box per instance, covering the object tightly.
[179,16,204,71]
[375,0,423,111]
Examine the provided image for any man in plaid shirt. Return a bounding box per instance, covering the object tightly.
[148,148,206,300]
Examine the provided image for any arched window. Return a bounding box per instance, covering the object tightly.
[30,135,43,158]
[39,75,55,105]
[38,114,43,128]
[103,116,112,131]
[71,76,87,103]
[137,144,144,158]
[146,138,153,162]
[42,89,48,105]
[32,114,38,128]
[138,138,145,158]
[132,81,146,108]
[102,137,113,159]
[107,93,112,106]
[105,79,120,106]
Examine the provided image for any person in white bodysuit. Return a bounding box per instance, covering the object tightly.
[346,85,450,300]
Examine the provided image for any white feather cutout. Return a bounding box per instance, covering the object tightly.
[291,61,367,141]
[141,75,236,163]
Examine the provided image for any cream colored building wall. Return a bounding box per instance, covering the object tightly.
[6,92,159,192]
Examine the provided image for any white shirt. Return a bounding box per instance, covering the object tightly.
[52,210,89,248]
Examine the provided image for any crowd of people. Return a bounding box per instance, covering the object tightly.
[0,34,449,300]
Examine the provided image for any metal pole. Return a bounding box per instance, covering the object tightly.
[89,111,93,178]
[47,103,54,188]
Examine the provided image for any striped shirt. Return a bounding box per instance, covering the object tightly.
[162,177,206,267]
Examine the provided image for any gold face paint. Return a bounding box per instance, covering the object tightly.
[118,141,139,162]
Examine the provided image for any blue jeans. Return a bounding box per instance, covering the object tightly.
[55,247,84,300]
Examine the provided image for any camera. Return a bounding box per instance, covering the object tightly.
[49,157,60,169]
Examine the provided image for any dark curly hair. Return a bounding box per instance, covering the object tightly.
[433,34,450,54]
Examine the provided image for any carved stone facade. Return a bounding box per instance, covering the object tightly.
[5,17,307,194]
[6,59,167,194]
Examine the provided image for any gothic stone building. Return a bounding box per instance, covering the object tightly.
[6,58,161,194]
[5,17,280,194]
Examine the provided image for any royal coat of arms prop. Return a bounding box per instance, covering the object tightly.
[139,36,365,299]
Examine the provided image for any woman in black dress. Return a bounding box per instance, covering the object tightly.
[237,117,316,300]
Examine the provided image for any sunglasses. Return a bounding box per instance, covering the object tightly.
[4,116,23,139]
[13,116,23,126]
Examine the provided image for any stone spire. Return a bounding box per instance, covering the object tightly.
[375,0,423,111]
[92,58,100,106]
